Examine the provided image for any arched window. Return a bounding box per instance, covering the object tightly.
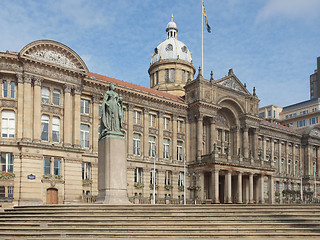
[1,110,15,138]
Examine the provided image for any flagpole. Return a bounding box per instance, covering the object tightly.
[201,0,204,75]
[153,147,156,205]
[184,149,186,205]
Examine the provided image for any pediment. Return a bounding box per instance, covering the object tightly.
[306,126,320,138]
[216,75,250,95]
[20,40,88,74]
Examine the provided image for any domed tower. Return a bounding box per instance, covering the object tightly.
[148,16,196,96]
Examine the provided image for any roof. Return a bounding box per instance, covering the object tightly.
[260,120,299,134]
[282,98,320,112]
[88,72,185,103]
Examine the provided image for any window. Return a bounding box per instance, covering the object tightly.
[148,136,156,157]
[295,161,298,176]
[1,110,15,138]
[1,153,14,172]
[41,115,49,141]
[133,133,141,155]
[7,186,13,198]
[133,110,141,125]
[177,120,184,133]
[80,124,90,148]
[52,90,60,105]
[268,110,271,117]
[81,99,90,114]
[52,117,60,143]
[43,157,51,175]
[149,114,156,128]
[41,87,50,103]
[0,187,4,198]
[165,69,169,83]
[134,167,143,183]
[163,138,170,159]
[10,82,15,99]
[182,70,185,83]
[164,117,170,130]
[2,80,7,98]
[281,159,284,173]
[54,158,61,176]
[178,172,184,186]
[177,141,183,161]
[224,131,229,142]
[259,112,265,118]
[170,69,175,82]
[165,170,172,185]
[288,160,291,175]
[156,71,159,85]
[82,162,91,180]
[150,169,158,184]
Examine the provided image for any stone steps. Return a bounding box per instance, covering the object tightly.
[1,204,320,238]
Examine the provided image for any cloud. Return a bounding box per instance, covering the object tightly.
[256,0,320,22]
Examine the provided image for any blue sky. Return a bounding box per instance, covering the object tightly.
[1,0,319,107]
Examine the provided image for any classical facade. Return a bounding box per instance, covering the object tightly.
[1,18,320,206]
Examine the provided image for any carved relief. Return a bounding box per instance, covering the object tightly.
[0,99,17,108]
[163,130,172,138]
[177,133,185,140]
[311,129,320,138]
[0,62,23,72]
[81,115,92,124]
[218,77,246,93]
[149,128,158,135]
[26,50,78,70]
[42,105,63,115]
[133,125,143,133]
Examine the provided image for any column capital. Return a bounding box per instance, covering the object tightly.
[33,77,43,86]
[73,86,82,95]
[143,107,150,115]
[128,103,135,111]
[158,111,164,118]
[63,84,73,93]
[92,94,101,104]
[242,127,249,132]
[172,114,177,121]
[23,74,33,84]
[16,73,23,83]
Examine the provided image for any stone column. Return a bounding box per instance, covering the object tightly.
[63,84,73,146]
[127,104,134,156]
[253,129,258,160]
[237,172,243,203]
[249,173,254,203]
[278,141,282,172]
[199,171,205,202]
[221,130,225,154]
[210,118,216,153]
[197,115,203,161]
[243,127,249,158]
[33,77,42,142]
[268,175,274,204]
[172,115,178,161]
[262,136,267,161]
[143,108,149,158]
[22,74,33,141]
[73,86,81,147]
[158,111,164,160]
[212,169,220,203]
[259,174,265,203]
[16,74,24,140]
[185,117,190,163]
[285,142,289,175]
[271,139,275,167]
[92,95,100,152]
[225,170,232,203]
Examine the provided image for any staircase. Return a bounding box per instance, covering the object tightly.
[1,204,320,239]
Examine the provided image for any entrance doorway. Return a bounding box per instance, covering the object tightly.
[46,188,58,204]
[219,176,225,203]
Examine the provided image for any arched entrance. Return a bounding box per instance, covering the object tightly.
[46,188,58,204]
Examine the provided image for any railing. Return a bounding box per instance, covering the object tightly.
[128,197,189,204]
[82,195,97,203]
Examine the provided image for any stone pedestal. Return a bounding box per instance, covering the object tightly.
[97,133,130,204]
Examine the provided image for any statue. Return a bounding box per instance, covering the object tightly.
[249,150,253,159]
[99,83,124,139]
[225,144,229,156]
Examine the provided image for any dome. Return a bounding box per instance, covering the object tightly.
[151,16,192,65]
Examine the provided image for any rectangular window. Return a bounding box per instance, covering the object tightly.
[178,172,184,186]
[52,117,60,143]
[165,69,169,83]
[164,117,170,130]
[41,115,49,141]
[149,114,156,128]
[148,136,156,157]
[2,110,15,138]
[80,99,90,114]
[2,80,7,98]
[150,169,158,184]
[163,138,170,159]
[182,70,185,83]
[80,124,90,148]
[133,110,141,125]
[134,167,143,183]
[43,157,51,175]
[165,170,172,185]
[177,141,183,161]
[7,186,14,198]
[41,87,50,103]
[268,110,271,117]
[177,120,184,133]
[1,153,14,172]
[82,162,91,180]
[133,133,141,155]
[170,69,175,82]
[54,158,61,176]
[52,90,60,105]
[10,82,15,99]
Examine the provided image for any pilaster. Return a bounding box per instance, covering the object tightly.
[22,73,33,141]
[33,77,43,142]
[63,84,73,146]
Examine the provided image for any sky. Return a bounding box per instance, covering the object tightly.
[1,0,319,107]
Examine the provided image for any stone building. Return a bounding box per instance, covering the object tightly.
[1,18,320,206]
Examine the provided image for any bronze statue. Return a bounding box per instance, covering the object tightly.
[99,83,123,139]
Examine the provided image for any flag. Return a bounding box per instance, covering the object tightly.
[202,2,211,33]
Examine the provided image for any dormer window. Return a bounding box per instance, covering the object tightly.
[154,48,158,54]
[181,46,187,53]
[166,44,173,51]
